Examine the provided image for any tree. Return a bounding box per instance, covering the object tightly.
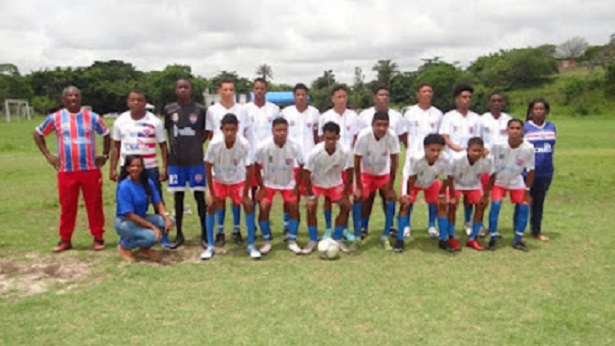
[0,64,33,106]
[141,64,208,111]
[372,59,399,88]
[412,60,463,111]
[255,64,273,81]
[555,37,589,59]
[389,71,417,106]
[210,70,251,94]
[310,70,337,110]
[349,67,371,109]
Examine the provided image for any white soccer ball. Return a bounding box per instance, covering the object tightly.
[318,238,340,260]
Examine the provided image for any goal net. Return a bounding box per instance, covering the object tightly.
[3,99,31,122]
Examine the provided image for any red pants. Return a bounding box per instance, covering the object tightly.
[57,170,105,241]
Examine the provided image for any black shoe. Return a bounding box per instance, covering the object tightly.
[232,231,244,245]
[169,234,185,249]
[389,227,397,237]
[393,239,404,253]
[282,228,289,242]
[215,233,226,247]
[360,228,368,240]
[438,240,454,252]
[512,240,529,252]
[488,238,498,251]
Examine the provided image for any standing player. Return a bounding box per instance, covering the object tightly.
[33,86,110,252]
[206,79,252,246]
[402,82,443,238]
[484,119,535,251]
[353,111,400,250]
[396,134,450,252]
[446,137,492,251]
[202,114,259,260]
[303,122,354,254]
[317,84,359,240]
[254,118,305,254]
[164,79,208,249]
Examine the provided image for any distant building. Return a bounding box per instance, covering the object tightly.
[557,58,576,71]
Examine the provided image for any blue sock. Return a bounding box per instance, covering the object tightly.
[353,202,362,238]
[437,216,449,241]
[245,212,255,246]
[308,226,318,242]
[397,215,408,241]
[428,204,436,228]
[206,213,215,246]
[333,225,345,241]
[448,221,456,238]
[232,205,241,231]
[514,204,529,242]
[288,219,299,242]
[216,209,225,233]
[513,204,520,231]
[324,209,332,230]
[252,201,258,230]
[470,221,481,240]
[362,217,370,231]
[383,201,395,237]
[489,201,502,239]
[406,204,413,228]
[259,221,271,241]
[283,212,290,229]
[464,204,473,224]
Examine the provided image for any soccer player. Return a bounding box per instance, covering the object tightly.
[206,79,252,246]
[202,114,259,260]
[446,137,492,251]
[524,98,556,242]
[317,84,359,240]
[402,82,444,238]
[254,117,305,254]
[303,122,354,254]
[396,134,451,252]
[484,119,535,251]
[163,79,208,249]
[353,111,400,250]
[33,86,110,252]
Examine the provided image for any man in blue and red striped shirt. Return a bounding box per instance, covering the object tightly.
[33,86,111,252]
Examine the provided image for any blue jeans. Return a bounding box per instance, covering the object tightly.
[530,176,552,235]
[114,214,165,250]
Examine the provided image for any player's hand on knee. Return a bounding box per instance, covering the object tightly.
[256,188,267,202]
[242,196,253,213]
[354,188,363,202]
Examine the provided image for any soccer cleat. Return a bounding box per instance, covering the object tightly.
[200,247,215,261]
[428,227,438,239]
[214,233,226,247]
[512,240,529,252]
[488,238,498,251]
[438,240,454,252]
[117,244,135,261]
[139,248,161,262]
[160,233,171,248]
[339,242,350,253]
[448,237,461,251]
[478,226,488,238]
[92,238,105,251]
[282,228,290,242]
[301,241,317,255]
[260,242,272,255]
[343,229,355,242]
[466,239,484,251]
[380,236,392,251]
[247,246,262,260]
[393,239,404,253]
[389,227,398,237]
[360,227,369,240]
[403,227,411,239]
[287,242,302,254]
[53,240,72,253]
[168,233,185,249]
[533,233,549,242]
[322,229,332,240]
[232,231,244,245]
[463,222,472,236]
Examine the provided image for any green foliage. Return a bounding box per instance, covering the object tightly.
[309,70,337,110]
[30,96,58,115]
[411,60,464,111]
[140,65,208,110]
[372,59,399,89]
[605,61,615,96]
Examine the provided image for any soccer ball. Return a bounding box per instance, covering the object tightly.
[318,238,340,260]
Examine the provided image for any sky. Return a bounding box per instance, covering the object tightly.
[1,0,613,84]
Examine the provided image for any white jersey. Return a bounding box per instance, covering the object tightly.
[402,152,450,189]
[254,138,305,190]
[480,112,512,149]
[490,140,535,189]
[403,105,443,159]
[318,108,360,150]
[439,109,482,158]
[358,107,407,136]
[306,142,353,188]
[245,101,280,144]
[280,105,319,159]
[354,128,400,176]
[204,136,252,185]
[449,155,492,190]
[206,102,251,142]
[112,111,166,169]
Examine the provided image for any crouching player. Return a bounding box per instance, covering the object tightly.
[254,118,305,255]
[303,122,353,254]
[447,137,492,251]
[201,114,259,260]
[396,134,451,252]
[484,119,535,251]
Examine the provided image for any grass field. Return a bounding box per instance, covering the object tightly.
[0,117,614,345]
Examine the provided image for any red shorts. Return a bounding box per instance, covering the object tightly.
[213,181,245,205]
[452,189,483,204]
[358,173,390,197]
[313,184,344,202]
[491,186,528,204]
[480,173,490,191]
[402,179,441,204]
[293,168,307,196]
[262,187,298,204]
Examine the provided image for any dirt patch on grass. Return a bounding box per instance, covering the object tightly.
[0,256,93,297]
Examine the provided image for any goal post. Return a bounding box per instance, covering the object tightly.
[4,99,31,122]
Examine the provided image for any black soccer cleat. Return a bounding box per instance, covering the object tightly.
[438,239,454,252]
[215,233,226,247]
[232,231,244,245]
[393,239,404,253]
[168,233,185,249]
[282,228,289,242]
[488,238,498,251]
[512,240,529,252]
[360,227,369,240]
[389,227,398,238]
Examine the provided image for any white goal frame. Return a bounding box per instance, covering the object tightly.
[4,99,31,122]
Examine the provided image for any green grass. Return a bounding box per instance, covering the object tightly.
[1,118,614,345]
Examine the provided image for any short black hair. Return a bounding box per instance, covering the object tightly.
[415,82,433,92]
[331,84,348,95]
[322,121,341,135]
[219,78,235,87]
[467,137,484,147]
[220,113,239,127]
[373,85,389,95]
[293,83,309,94]
[253,78,267,87]
[508,118,524,128]
[272,117,288,127]
[489,90,504,99]
[424,133,445,146]
[176,78,192,86]
[127,89,147,99]
[453,83,474,97]
[372,111,390,124]
[526,98,550,121]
